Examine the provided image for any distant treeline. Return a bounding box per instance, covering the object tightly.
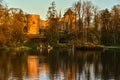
[0,1,120,46]
[46,1,120,46]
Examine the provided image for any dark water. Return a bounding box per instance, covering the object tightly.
[0,49,120,80]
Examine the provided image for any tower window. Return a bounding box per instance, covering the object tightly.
[33,22,35,24]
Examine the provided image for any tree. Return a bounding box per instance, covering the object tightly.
[100,9,112,45]
[9,8,26,44]
[111,5,120,45]
[100,9,111,32]
[82,1,94,44]
[46,1,59,44]
[0,3,26,46]
[0,4,11,45]
[92,6,101,44]
[84,1,93,28]
[73,0,82,31]
[46,1,57,19]
[93,6,99,30]
[73,0,83,42]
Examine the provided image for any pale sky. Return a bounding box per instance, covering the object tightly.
[3,0,120,20]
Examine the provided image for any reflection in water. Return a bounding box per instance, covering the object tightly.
[27,56,39,78]
[0,49,120,80]
[39,63,50,80]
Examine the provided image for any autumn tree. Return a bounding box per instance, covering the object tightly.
[92,6,100,44]
[100,9,112,45]
[0,3,26,46]
[9,8,26,45]
[0,4,11,45]
[111,5,120,45]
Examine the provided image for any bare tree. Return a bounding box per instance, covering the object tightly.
[72,0,84,43]
[82,1,94,44]
[73,0,82,31]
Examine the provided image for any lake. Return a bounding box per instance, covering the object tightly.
[0,48,120,80]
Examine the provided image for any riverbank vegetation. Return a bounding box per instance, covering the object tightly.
[46,1,120,49]
[0,1,27,47]
[0,0,120,50]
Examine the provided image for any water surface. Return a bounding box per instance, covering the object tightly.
[0,49,120,80]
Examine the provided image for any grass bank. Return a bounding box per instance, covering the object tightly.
[51,43,72,49]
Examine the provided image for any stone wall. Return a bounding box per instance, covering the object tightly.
[27,14,40,35]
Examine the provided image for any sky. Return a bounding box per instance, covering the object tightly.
[3,0,120,20]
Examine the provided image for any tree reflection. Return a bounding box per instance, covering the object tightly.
[0,49,120,80]
[27,55,39,78]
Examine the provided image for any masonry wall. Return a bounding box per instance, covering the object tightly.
[27,14,40,35]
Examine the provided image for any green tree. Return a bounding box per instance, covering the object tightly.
[46,1,59,44]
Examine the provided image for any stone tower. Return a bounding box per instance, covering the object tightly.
[64,8,76,32]
[27,14,40,35]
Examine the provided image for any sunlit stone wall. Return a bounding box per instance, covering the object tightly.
[63,8,76,32]
[27,14,40,34]
[39,20,49,29]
